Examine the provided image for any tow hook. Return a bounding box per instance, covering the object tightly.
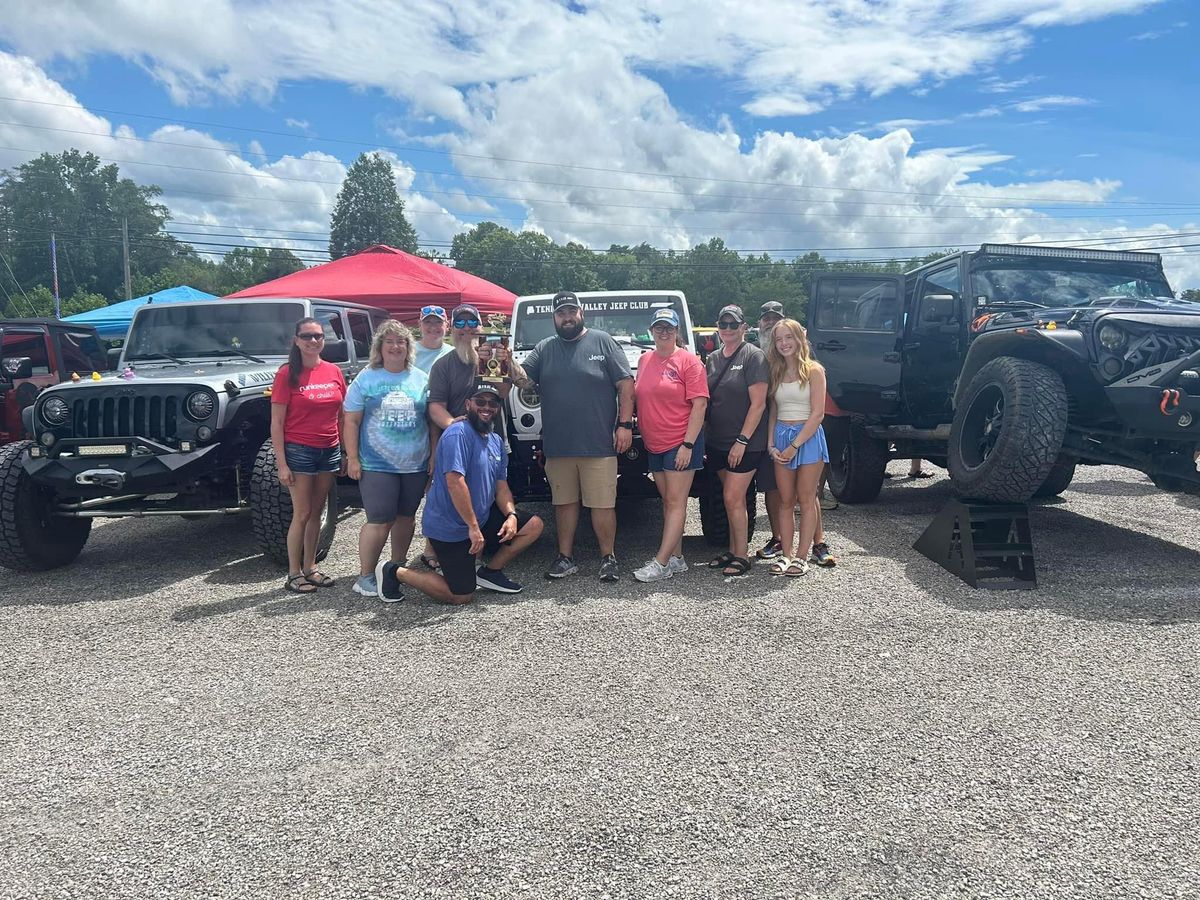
[1160,389,1181,415]
[75,469,127,490]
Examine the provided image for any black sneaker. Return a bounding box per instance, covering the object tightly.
[599,554,620,582]
[545,554,579,579]
[476,566,524,593]
[374,560,405,603]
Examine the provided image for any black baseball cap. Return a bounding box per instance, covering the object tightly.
[552,291,581,311]
[717,304,745,323]
[471,382,502,399]
[759,301,784,319]
[451,303,481,324]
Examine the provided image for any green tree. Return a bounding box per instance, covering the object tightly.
[1180,288,1200,302]
[0,150,181,302]
[216,246,305,295]
[328,153,418,258]
[10,285,108,318]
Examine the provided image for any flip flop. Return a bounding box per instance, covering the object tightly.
[910,470,934,479]
[285,574,316,594]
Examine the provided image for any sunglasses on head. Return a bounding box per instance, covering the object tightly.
[297,333,324,342]
[421,305,446,318]
[472,397,501,408]
[717,320,741,330]
[453,318,481,329]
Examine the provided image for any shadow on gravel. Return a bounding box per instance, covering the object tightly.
[1067,479,1158,498]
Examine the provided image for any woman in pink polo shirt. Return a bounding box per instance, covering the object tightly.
[633,307,708,584]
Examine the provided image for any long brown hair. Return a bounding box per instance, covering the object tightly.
[288,317,320,388]
[765,318,820,393]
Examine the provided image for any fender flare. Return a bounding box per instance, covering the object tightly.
[954,329,1091,411]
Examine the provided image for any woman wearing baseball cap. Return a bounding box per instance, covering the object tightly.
[632,307,709,583]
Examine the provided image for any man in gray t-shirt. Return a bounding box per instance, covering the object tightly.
[520,291,634,582]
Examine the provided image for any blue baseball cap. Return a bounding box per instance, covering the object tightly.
[650,307,680,328]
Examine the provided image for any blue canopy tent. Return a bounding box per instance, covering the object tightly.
[63,285,217,340]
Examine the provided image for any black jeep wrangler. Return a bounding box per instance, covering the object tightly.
[0,298,388,571]
[810,244,1200,504]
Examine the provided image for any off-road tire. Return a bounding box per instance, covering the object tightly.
[949,357,1067,503]
[699,479,758,547]
[826,417,888,503]
[249,439,337,566]
[0,441,91,571]
[1033,454,1077,499]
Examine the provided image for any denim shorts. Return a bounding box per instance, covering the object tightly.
[284,442,342,474]
[647,431,706,472]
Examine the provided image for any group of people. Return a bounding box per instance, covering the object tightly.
[270,292,839,605]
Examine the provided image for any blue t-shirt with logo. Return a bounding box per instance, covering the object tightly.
[414,341,453,375]
[422,420,507,542]
[343,367,430,474]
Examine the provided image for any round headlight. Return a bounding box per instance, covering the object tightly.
[518,385,540,409]
[41,396,69,425]
[185,390,215,421]
[1098,323,1127,351]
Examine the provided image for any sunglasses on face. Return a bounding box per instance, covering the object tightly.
[717,320,741,330]
[297,333,324,342]
[472,397,501,408]
[421,305,446,318]
[453,318,481,329]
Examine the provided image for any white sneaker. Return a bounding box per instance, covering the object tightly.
[667,555,688,574]
[634,558,673,583]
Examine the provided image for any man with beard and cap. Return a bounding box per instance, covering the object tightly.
[377,382,544,604]
[428,302,528,430]
[754,300,837,568]
[519,290,634,582]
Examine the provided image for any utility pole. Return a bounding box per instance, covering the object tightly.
[122,218,132,300]
[50,232,60,318]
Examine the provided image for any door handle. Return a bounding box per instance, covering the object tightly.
[883,352,900,363]
[816,341,846,351]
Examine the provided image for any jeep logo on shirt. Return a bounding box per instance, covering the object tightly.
[730,365,743,370]
[589,354,606,362]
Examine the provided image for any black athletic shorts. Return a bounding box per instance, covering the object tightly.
[429,504,535,596]
[706,445,766,476]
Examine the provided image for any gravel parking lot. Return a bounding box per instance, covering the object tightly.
[2,462,1198,899]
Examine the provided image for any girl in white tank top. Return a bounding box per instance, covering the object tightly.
[765,319,830,576]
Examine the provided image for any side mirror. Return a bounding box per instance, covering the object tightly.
[321,339,349,363]
[106,347,124,371]
[920,293,959,327]
[1,357,33,381]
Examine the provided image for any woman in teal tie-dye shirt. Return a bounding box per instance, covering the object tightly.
[343,321,432,597]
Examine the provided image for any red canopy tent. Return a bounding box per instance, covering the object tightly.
[225,244,516,323]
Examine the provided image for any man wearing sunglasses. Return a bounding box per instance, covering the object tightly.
[376,382,543,604]
[414,305,454,374]
[428,303,527,435]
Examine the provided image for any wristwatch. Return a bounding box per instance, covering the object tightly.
[682,440,695,450]
[505,510,518,519]
[617,421,634,430]
[735,435,750,445]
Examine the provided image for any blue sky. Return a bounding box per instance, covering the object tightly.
[0,0,1197,287]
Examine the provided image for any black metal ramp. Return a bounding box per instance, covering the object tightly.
[913,499,1036,590]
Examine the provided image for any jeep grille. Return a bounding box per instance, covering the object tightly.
[1123,330,1200,373]
[71,394,180,442]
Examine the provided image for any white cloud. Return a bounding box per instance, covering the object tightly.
[1130,20,1188,40]
[980,74,1041,93]
[1011,95,1095,112]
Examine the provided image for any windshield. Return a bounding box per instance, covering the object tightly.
[125,302,306,360]
[514,295,686,350]
[971,263,1173,308]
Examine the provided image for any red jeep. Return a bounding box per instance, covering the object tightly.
[0,319,109,446]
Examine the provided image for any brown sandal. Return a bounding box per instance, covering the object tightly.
[304,569,335,587]
[285,574,316,594]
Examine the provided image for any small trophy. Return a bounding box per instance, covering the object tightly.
[477,314,511,383]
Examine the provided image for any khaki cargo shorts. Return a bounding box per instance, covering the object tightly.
[544,456,618,508]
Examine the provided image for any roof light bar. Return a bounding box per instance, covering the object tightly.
[979,243,1161,264]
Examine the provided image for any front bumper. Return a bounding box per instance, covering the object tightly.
[23,443,221,496]
[1104,348,1200,438]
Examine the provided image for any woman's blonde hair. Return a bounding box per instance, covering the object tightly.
[368,319,415,369]
[765,318,821,393]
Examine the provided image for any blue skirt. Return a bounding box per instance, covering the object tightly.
[773,422,830,469]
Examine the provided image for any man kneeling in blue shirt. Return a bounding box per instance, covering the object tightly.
[376,382,543,604]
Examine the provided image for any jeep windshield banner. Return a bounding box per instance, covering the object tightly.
[514,295,684,349]
[125,302,308,359]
